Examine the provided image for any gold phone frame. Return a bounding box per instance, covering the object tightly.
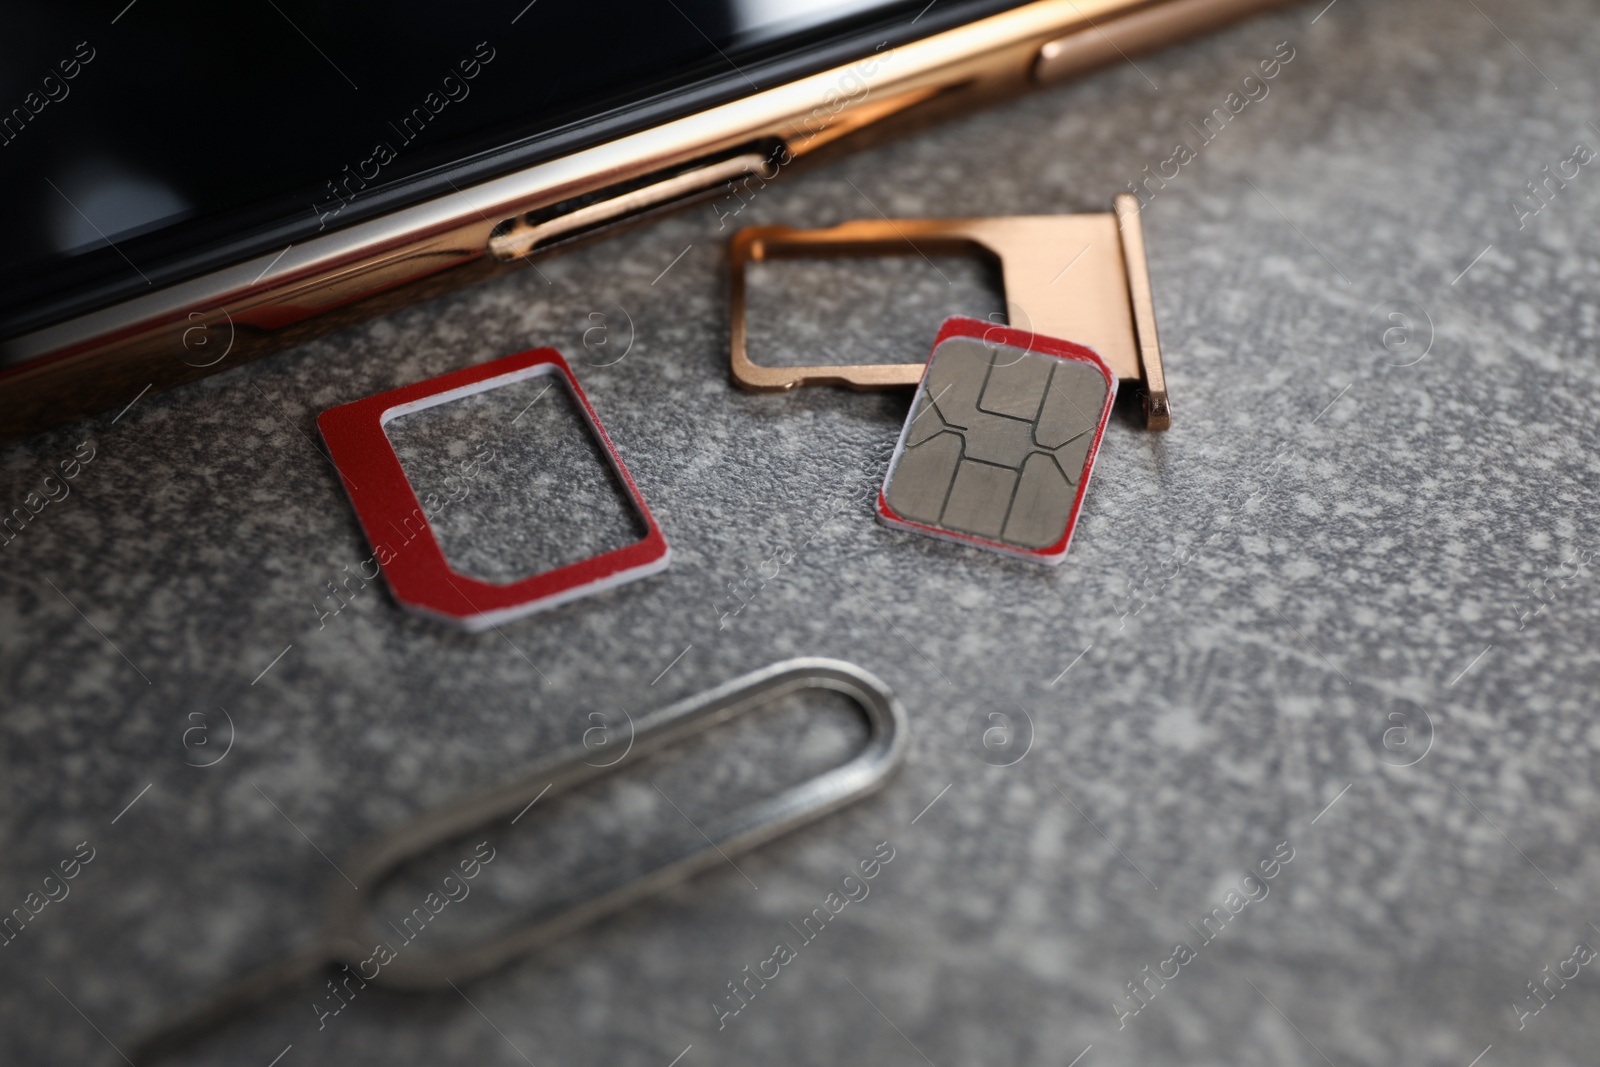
[0,0,1287,439]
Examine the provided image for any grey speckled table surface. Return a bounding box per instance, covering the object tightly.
[5,1,1600,1064]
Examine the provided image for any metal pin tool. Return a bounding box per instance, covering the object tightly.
[126,658,907,1061]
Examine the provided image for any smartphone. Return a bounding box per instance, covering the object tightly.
[0,0,1286,439]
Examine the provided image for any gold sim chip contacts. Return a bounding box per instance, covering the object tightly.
[877,317,1116,564]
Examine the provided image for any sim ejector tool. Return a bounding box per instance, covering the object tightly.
[126,658,906,1061]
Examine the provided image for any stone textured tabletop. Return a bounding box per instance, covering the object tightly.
[4,0,1600,1064]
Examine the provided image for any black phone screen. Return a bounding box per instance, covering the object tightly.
[0,0,1022,340]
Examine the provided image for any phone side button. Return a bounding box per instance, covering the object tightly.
[1034,0,1289,85]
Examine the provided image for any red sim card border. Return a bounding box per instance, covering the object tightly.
[317,348,670,631]
[875,316,1118,564]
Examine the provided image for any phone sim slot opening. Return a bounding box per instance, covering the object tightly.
[489,141,783,261]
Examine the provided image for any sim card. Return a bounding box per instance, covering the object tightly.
[317,348,670,630]
[877,317,1116,564]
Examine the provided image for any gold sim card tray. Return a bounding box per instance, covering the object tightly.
[728,194,1170,430]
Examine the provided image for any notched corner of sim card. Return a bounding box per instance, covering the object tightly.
[875,316,1117,566]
